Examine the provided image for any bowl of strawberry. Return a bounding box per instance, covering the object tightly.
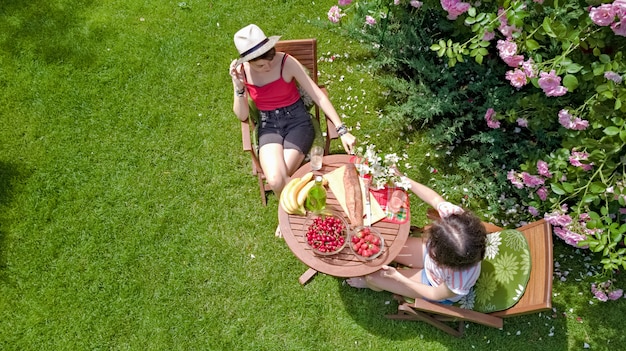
[350,226,384,261]
[304,213,348,256]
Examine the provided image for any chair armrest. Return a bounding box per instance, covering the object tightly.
[241,119,253,152]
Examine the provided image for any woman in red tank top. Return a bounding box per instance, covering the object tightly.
[229,24,357,203]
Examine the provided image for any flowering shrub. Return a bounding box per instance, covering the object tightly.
[326,0,626,292]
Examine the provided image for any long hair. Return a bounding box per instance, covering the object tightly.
[426,211,487,269]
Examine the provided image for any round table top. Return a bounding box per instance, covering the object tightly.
[278,154,411,278]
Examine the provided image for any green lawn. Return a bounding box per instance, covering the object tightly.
[1,0,624,350]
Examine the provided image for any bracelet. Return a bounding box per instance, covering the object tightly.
[235,88,245,97]
[336,124,348,137]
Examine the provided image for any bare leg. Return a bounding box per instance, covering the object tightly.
[259,143,289,195]
[363,268,425,298]
[284,148,306,176]
[393,237,426,268]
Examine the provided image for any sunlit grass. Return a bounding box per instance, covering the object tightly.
[0,0,624,350]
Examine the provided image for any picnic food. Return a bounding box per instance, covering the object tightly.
[281,172,329,215]
[280,176,305,215]
[350,226,384,260]
[305,176,327,213]
[305,214,347,255]
[343,163,363,226]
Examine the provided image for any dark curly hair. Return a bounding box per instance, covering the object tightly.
[426,211,487,270]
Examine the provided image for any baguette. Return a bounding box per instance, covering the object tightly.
[343,163,363,226]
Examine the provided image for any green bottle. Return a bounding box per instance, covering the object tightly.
[305,176,327,213]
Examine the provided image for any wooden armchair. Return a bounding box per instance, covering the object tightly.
[240,38,338,205]
[386,219,553,337]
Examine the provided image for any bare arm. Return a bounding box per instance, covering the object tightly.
[229,59,250,122]
[283,56,357,153]
[405,177,447,209]
[381,266,458,301]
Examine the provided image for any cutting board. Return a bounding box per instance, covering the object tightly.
[324,165,386,225]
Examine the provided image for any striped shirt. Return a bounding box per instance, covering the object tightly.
[423,251,481,302]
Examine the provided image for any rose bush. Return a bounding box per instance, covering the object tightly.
[326,0,625,290]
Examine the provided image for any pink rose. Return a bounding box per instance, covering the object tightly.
[410,0,423,8]
[506,69,528,88]
[507,170,524,189]
[553,226,587,247]
[537,161,551,178]
[496,39,517,58]
[559,109,589,130]
[613,0,626,17]
[484,108,500,129]
[328,6,344,23]
[528,206,539,217]
[590,4,616,26]
[605,71,623,83]
[521,58,536,78]
[522,172,545,188]
[503,54,525,67]
[536,186,548,201]
[611,18,626,36]
[441,0,471,20]
[482,31,495,41]
[338,0,353,6]
[538,70,568,97]
[365,15,377,26]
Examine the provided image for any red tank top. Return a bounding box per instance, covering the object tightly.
[244,54,301,111]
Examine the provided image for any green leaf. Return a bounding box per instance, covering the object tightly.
[604,126,620,136]
[542,17,557,38]
[565,63,583,74]
[562,74,579,92]
[590,182,606,194]
[475,54,484,64]
[582,194,596,203]
[620,130,626,143]
[599,54,611,63]
[465,17,476,25]
[430,44,441,51]
[551,183,565,195]
[562,182,574,193]
[616,98,622,110]
[525,39,540,51]
[468,7,476,17]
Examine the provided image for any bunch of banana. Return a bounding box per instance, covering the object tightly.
[280,172,328,215]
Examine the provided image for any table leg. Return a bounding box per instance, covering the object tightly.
[299,268,318,285]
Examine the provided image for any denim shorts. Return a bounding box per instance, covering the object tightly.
[258,99,315,153]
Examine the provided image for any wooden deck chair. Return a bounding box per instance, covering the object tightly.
[240,38,339,205]
[386,219,553,337]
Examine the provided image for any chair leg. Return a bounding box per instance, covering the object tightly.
[258,175,267,206]
[386,304,464,337]
[299,268,317,285]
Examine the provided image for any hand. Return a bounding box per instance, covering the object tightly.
[380,265,400,279]
[229,59,244,86]
[436,201,464,218]
[340,132,357,155]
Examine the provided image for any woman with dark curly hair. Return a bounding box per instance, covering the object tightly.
[347,177,487,303]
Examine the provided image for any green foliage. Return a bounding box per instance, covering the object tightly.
[335,0,626,275]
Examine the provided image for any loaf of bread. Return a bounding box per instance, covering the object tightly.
[343,163,363,226]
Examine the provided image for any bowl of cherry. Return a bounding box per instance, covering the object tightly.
[304,212,349,256]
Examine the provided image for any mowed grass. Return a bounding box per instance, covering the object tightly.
[0,0,624,350]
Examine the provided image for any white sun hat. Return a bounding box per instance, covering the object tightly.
[234,24,281,65]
